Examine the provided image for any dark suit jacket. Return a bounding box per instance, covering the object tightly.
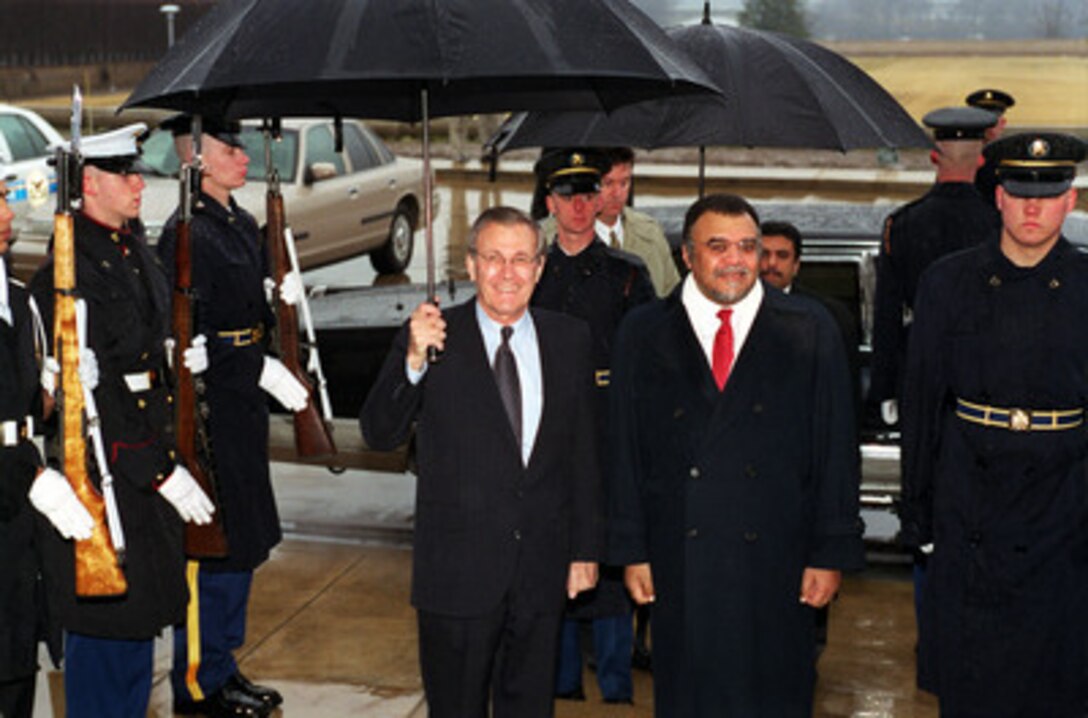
[360,300,602,618]
[607,282,864,717]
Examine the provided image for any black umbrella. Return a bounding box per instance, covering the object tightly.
[489,9,931,194]
[123,0,716,297]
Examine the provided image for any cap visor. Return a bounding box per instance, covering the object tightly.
[1002,179,1072,198]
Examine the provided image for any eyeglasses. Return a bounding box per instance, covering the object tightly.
[696,237,760,256]
[471,250,541,272]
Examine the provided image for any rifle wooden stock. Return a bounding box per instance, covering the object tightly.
[54,210,127,596]
[172,217,228,558]
[266,190,336,459]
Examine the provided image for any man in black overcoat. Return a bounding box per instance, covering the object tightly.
[30,125,215,717]
[361,206,601,718]
[608,193,865,717]
[901,132,1088,716]
[158,116,308,718]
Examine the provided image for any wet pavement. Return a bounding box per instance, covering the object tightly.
[30,455,939,717]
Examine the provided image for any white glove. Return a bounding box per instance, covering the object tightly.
[279,271,304,307]
[28,467,95,540]
[881,399,899,425]
[259,356,308,412]
[183,335,209,374]
[40,356,60,396]
[78,348,99,391]
[263,277,276,305]
[158,464,215,525]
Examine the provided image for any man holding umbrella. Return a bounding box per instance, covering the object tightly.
[157,115,308,718]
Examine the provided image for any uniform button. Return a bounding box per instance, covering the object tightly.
[752,403,763,414]
[686,528,699,539]
[166,394,174,404]
[744,531,758,543]
[745,464,757,478]
[689,466,700,479]
[168,450,177,460]
[673,407,684,419]
[513,530,522,541]
[140,352,148,360]
[137,398,147,409]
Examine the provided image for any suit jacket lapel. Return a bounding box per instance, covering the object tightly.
[654,295,720,406]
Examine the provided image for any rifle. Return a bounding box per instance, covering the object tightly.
[172,130,228,558]
[54,87,126,596]
[264,122,336,459]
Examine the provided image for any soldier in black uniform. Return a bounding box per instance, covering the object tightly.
[531,149,654,704]
[900,132,1087,716]
[966,88,1015,208]
[158,116,308,718]
[870,106,1000,421]
[30,125,215,717]
[0,175,69,718]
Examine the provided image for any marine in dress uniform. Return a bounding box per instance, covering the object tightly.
[157,116,308,718]
[870,106,1001,412]
[531,149,654,704]
[29,125,215,718]
[966,88,1015,208]
[900,132,1088,716]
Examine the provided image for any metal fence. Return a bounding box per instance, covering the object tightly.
[0,0,216,67]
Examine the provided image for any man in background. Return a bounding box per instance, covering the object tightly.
[966,88,1015,207]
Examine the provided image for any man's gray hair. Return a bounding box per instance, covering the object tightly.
[467,206,545,255]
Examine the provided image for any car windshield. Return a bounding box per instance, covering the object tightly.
[137,127,299,184]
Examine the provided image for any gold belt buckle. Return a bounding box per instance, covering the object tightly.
[1009,408,1031,432]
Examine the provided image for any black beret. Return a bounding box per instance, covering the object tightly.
[535,148,605,196]
[965,89,1015,115]
[160,114,245,148]
[923,106,997,141]
[985,132,1086,198]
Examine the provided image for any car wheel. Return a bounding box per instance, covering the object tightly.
[370,209,415,274]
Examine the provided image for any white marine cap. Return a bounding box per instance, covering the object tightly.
[74,122,148,173]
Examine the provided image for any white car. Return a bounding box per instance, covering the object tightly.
[1,103,64,267]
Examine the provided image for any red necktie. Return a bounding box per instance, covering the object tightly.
[712,308,734,391]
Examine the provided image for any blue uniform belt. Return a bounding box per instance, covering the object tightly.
[215,325,264,347]
[955,398,1084,432]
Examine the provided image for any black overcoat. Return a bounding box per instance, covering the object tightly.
[0,281,45,680]
[159,194,281,572]
[608,283,865,717]
[870,182,999,402]
[901,238,1088,716]
[360,301,602,618]
[30,214,186,639]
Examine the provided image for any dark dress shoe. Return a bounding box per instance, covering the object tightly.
[555,687,586,701]
[174,682,272,717]
[228,672,284,709]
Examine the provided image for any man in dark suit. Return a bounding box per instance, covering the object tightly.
[608,194,865,717]
[360,206,601,718]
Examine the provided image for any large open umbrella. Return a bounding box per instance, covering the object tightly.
[488,7,931,194]
[123,0,716,297]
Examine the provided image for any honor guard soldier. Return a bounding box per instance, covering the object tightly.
[30,125,215,717]
[870,106,1000,423]
[1,175,68,718]
[158,115,307,718]
[966,88,1015,207]
[901,132,1087,716]
[531,148,654,705]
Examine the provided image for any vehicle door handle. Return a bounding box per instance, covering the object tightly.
[347,187,359,198]
[387,179,397,188]
[294,231,311,242]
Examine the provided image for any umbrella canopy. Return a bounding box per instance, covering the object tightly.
[122,0,717,120]
[489,18,930,153]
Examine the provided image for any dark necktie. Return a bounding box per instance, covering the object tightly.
[494,326,522,447]
[712,308,734,390]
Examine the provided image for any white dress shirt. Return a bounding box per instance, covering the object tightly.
[681,274,764,372]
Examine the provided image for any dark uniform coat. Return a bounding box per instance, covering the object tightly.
[870,182,999,402]
[901,238,1088,716]
[158,193,281,572]
[0,281,45,681]
[361,301,602,618]
[30,214,186,639]
[532,240,654,618]
[608,283,865,717]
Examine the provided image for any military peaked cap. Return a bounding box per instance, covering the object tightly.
[985,132,1086,198]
